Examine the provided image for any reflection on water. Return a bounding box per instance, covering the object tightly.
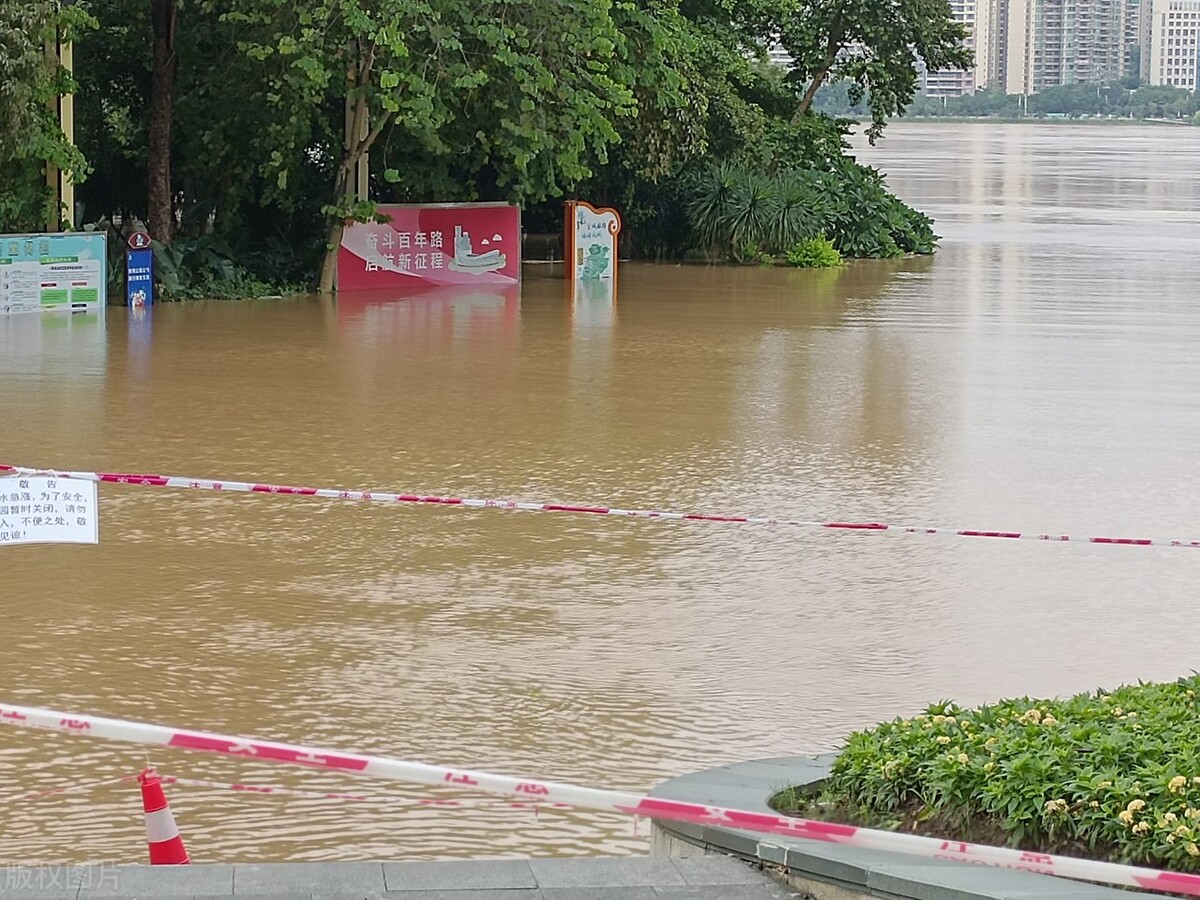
[4,124,1200,865]
[0,310,106,378]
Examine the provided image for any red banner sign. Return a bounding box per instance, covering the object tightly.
[338,202,521,291]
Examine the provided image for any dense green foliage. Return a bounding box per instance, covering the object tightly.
[2,0,964,294]
[786,236,842,268]
[682,159,933,263]
[0,1,93,230]
[780,676,1200,870]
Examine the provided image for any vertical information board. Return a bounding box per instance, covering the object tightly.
[0,233,107,314]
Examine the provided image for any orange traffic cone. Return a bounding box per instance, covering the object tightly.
[138,767,190,865]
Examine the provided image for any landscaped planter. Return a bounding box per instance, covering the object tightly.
[649,756,1132,899]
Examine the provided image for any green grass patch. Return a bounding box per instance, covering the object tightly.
[772,675,1200,871]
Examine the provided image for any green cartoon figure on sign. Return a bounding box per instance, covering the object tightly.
[581,244,610,280]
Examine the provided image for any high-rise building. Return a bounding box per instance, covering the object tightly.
[924,0,981,97]
[1143,0,1200,89]
[974,0,1012,89]
[1003,0,1129,93]
[1124,0,1143,75]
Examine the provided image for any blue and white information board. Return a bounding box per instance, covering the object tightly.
[126,248,153,307]
[0,233,107,314]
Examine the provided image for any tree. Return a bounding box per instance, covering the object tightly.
[773,0,972,140]
[0,1,92,231]
[148,0,179,241]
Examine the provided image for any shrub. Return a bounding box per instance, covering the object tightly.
[786,236,842,268]
[683,158,937,263]
[153,235,304,301]
[782,675,1200,871]
[685,165,825,262]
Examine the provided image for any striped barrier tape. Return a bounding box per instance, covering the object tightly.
[3,465,1199,549]
[0,771,572,814]
[0,775,138,804]
[0,703,1197,895]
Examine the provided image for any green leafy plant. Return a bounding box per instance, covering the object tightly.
[152,235,302,301]
[684,159,937,263]
[774,675,1200,871]
[786,236,842,268]
[685,164,825,262]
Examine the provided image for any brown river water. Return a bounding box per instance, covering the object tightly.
[2,122,1200,864]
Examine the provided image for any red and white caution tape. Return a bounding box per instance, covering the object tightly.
[0,775,138,804]
[1,703,1198,896]
[156,774,573,812]
[3,464,1198,549]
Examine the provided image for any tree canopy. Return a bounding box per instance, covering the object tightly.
[0,0,969,290]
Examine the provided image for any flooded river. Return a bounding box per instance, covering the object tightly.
[3,123,1200,864]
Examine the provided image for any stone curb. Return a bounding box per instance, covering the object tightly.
[647,756,1134,899]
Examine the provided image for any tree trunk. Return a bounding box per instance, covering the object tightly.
[796,66,833,118]
[317,161,354,295]
[792,12,845,123]
[148,0,178,242]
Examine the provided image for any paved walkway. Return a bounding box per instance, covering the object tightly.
[1,855,798,900]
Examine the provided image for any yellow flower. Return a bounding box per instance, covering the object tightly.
[1169,834,1177,843]
[1044,799,1068,814]
[1128,799,1147,812]
[1188,842,1200,857]
[932,715,946,724]
[944,716,956,724]
[985,737,999,750]
[1177,825,1191,838]
[1133,821,1151,836]
[1113,707,1124,716]
[957,753,970,764]
[1165,812,1179,823]
[1090,801,1100,808]
[1187,808,1200,820]
[937,735,952,745]
[1042,715,1058,726]
[1170,776,1188,793]
[983,761,995,774]
[1097,781,1112,789]
[1119,810,1135,825]
[1193,777,1200,785]
[1127,711,1138,719]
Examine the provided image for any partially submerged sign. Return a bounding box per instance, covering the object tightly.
[1,233,107,314]
[338,203,521,291]
[565,201,621,281]
[0,476,98,546]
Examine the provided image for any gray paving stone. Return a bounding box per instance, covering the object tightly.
[542,888,657,900]
[753,844,785,867]
[380,892,542,900]
[529,859,685,889]
[865,864,1129,900]
[78,865,234,897]
[0,863,80,899]
[782,843,881,886]
[653,886,795,900]
[667,858,762,887]
[383,861,535,892]
[690,829,758,861]
[234,864,385,896]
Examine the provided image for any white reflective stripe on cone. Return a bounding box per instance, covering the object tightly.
[144,807,180,844]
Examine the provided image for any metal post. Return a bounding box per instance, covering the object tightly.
[60,39,75,228]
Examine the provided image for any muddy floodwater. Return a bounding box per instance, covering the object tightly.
[3,122,1200,864]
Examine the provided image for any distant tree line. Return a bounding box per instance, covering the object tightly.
[811,76,1200,122]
